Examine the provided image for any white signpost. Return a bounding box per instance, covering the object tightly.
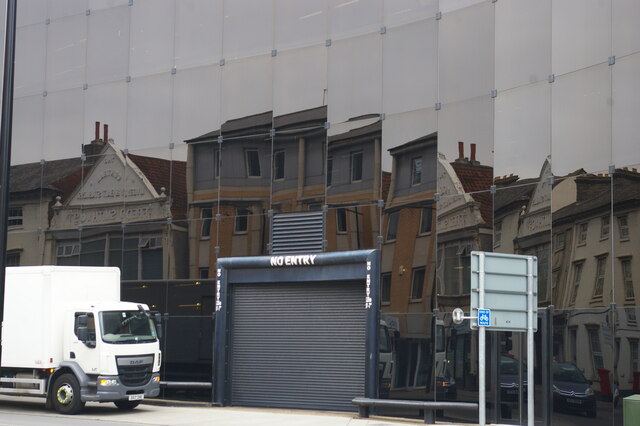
[453,252,537,426]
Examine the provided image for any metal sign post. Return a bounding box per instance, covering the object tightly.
[461,251,538,426]
[527,256,535,426]
[478,252,486,426]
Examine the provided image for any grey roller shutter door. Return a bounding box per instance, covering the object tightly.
[229,281,365,411]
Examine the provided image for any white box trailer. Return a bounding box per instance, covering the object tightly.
[1,266,162,414]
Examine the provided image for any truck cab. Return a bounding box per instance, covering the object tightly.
[0,266,162,414]
[52,302,162,413]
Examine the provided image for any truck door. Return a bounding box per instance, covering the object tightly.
[70,312,100,374]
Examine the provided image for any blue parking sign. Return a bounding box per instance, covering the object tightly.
[478,309,491,327]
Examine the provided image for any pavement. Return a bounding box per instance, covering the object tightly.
[0,394,480,425]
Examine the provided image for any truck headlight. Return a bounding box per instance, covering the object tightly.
[99,379,118,387]
[153,376,160,383]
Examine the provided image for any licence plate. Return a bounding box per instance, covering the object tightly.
[128,394,144,401]
[566,398,581,404]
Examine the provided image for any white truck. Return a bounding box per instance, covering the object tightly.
[0,266,162,414]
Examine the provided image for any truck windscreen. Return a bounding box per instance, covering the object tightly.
[99,311,158,344]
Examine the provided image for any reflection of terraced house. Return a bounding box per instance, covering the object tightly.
[380,132,437,392]
[435,142,493,310]
[186,108,329,277]
[48,134,187,280]
[7,158,86,266]
[493,159,552,306]
[551,168,640,395]
[326,119,384,251]
[187,112,272,278]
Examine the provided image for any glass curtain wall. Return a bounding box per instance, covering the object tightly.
[5,0,640,422]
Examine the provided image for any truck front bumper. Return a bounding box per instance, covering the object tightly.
[81,373,160,402]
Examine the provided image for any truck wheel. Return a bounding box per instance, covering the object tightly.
[52,374,85,414]
[114,400,141,410]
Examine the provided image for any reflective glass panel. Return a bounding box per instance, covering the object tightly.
[438,2,494,104]
[43,88,84,161]
[327,33,382,124]
[494,82,551,180]
[173,65,222,144]
[174,0,223,69]
[129,0,174,77]
[495,0,551,91]
[382,19,437,115]
[12,95,44,165]
[329,0,381,40]
[274,0,327,51]
[220,55,273,123]
[126,73,173,152]
[551,0,611,76]
[86,5,130,85]
[612,53,640,168]
[222,0,273,60]
[551,64,612,176]
[273,46,327,117]
[383,0,437,28]
[15,24,46,98]
[84,81,128,149]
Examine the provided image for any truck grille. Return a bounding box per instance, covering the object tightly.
[116,355,154,387]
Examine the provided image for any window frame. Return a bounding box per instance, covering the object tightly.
[411,157,422,186]
[386,212,399,241]
[199,268,209,279]
[600,215,610,240]
[570,261,584,306]
[381,272,392,305]
[554,231,566,251]
[200,207,213,239]
[410,267,426,301]
[8,206,23,227]
[273,149,285,181]
[618,215,630,241]
[6,251,20,266]
[577,222,588,245]
[336,208,347,234]
[244,149,261,178]
[419,206,433,235]
[494,220,502,248]
[234,208,250,234]
[621,257,635,301]
[350,151,363,183]
[592,255,608,300]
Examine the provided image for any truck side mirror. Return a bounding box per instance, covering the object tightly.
[78,314,89,327]
[154,312,163,339]
[77,326,95,348]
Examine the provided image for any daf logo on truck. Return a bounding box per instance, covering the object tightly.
[1,266,163,415]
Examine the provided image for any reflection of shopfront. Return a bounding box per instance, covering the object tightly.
[49,140,188,279]
[54,229,163,280]
[450,325,473,390]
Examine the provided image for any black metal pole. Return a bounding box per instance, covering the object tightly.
[0,0,18,367]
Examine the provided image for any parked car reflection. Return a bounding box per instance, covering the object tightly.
[435,362,457,399]
[552,363,596,418]
[500,355,526,402]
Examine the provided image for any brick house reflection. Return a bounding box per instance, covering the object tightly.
[380,132,437,393]
[326,119,383,251]
[48,127,187,280]
[435,142,493,391]
[186,108,331,277]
